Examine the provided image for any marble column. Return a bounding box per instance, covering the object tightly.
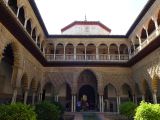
[99,95,102,112]
[153,92,157,104]
[102,95,104,112]
[11,88,18,103]
[24,89,28,104]
[32,92,36,105]
[74,46,76,60]
[142,95,145,101]
[117,96,119,113]
[11,66,23,103]
[74,95,76,112]
[71,95,74,112]
[96,46,99,60]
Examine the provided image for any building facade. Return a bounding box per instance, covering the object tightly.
[0,0,160,113]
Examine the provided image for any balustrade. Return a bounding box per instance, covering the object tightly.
[45,54,129,61]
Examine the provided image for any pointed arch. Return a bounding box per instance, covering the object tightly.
[147,19,156,35]
[18,6,25,25]
[8,0,18,14]
[121,83,132,102]
[140,28,147,43]
[26,19,32,35]
[32,27,37,41]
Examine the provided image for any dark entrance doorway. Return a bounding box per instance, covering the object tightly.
[79,85,96,111]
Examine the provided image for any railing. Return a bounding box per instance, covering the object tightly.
[86,54,96,60]
[110,54,119,60]
[99,54,108,60]
[45,54,129,62]
[76,54,85,60]
[131,26,160,58]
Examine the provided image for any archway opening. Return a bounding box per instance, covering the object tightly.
[140,28,147,43]
[78,70,97,111]
[109,44,118,60]
[42,82,54,101]
[76,43,85,60]
[98,44,108,60]
[143,80,153,103]
[0,44,14,103]
[121,83,132,103]
[147,19,156,35]
[79,85,95,111]
[26,19,32,35]
[65,44,74,60]
[8,0,18,14]
[104,84,117,112]
[18,7,25,25]
[135,83,141,104]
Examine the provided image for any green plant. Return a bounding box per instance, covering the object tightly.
[0,103,36,120]
[134,101,160,120]
[35,101,61,120]
[119,101,137,120]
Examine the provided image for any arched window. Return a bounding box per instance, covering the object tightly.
[121,83,132,102]
[147,19,156,35]
[140,28,147,43]
[65,44,74,60]
[76,43,85,60]
[55,43,64,60]
[98,44,108,60]
[8,0,18,14]
[109,44,118,60]
[86,44,96,60]
[26,19,32,35]
[37,36,40,48]
[32,28,36,41]
[134,36,140,49]
[18,7,25,25]
[119,44,128,60]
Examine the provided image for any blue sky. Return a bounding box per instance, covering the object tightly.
[35,0,148,35]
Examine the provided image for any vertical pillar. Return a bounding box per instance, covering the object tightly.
[138,36,142,50]
[16,7,20,18]
[54,45,56,60]
[99,95,102,112]
[74,45,76,60]
[153,92,157,104]
[135,95,137,105]
[35,35,38,44]
[24,19,28,28]
[43,47,45,55]
[24,89,28,104]
[108,46,110,60]
[96,46,99,60]
[117,96,119,113]
[64,45,66,60]
[32,92,36,105]
[11,66,23,103]
[11,88,18,103]
[154,19,158,30]
[85,46,87,60]
[118,96,121,105]
[142,94,145,101]
[145,28,149,43]
[102,95,104,112]
[57,95,59,102]
[71,95,74,112]
[118,45,120,60]
[74,95,76,112]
